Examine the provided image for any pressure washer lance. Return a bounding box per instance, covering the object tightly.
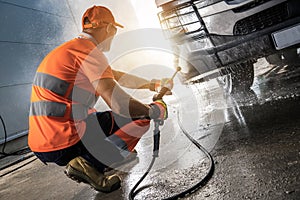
[153,67,181,101]
[152,67,181,157]
[129,66,215,199]
[128,67,181,199]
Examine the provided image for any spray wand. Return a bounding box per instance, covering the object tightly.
[129,66,214,200]
[128,67,181,199]
[152,67,181,157]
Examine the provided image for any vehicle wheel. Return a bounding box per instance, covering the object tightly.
[219,61,255,94]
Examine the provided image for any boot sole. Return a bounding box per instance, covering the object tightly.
[65,165,121,193]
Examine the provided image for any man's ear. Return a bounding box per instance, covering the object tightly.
[106,23,114,33]
[106,24,110,33]
[106,23,116,34]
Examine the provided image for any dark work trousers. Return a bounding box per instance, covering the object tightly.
[34,111,141,173]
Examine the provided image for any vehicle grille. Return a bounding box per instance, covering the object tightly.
[158,2,208,41]
[233,2,289,35]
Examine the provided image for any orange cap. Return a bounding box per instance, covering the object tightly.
[82,5,124,29]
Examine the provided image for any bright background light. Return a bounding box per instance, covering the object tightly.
[130,0,161,28]
[71,0,162,31]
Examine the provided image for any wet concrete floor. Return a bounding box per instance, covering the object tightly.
[0,59,299,199]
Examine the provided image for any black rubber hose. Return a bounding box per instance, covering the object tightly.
[165,113,215,199]
[0,115,31,158]
[128,155,157,199]
[0,115,8,155]
[128,109,215,199]
[0,115,37,176]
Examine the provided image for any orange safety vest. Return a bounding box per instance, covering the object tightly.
[28,35,114,152]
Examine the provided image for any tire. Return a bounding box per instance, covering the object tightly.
[219,61,255,94]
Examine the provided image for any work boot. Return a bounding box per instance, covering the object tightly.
[64,156,121,193]
[104,149,138,172]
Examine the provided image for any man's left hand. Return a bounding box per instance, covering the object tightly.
[150,78,174,95]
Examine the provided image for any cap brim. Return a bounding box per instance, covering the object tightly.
[114,22,124,28]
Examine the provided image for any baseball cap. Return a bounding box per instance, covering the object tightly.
[82,5,124,29]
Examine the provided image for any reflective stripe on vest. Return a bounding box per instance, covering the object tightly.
[33,72,96,107]
[30,101,66,117]
[30,101,89,120]
[33,72,70,97]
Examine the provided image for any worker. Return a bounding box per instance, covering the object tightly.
[28,5,172,193]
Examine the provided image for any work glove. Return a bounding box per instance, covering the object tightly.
[149,78,174,94]
[149,99,168,120]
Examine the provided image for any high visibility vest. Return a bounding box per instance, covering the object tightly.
[28,36,114,152]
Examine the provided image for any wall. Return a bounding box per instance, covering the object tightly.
[0,0,78,151]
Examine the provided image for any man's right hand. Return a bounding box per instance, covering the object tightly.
[149,100,168,120]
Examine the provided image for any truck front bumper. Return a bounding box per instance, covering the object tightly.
[184,17,300,79]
